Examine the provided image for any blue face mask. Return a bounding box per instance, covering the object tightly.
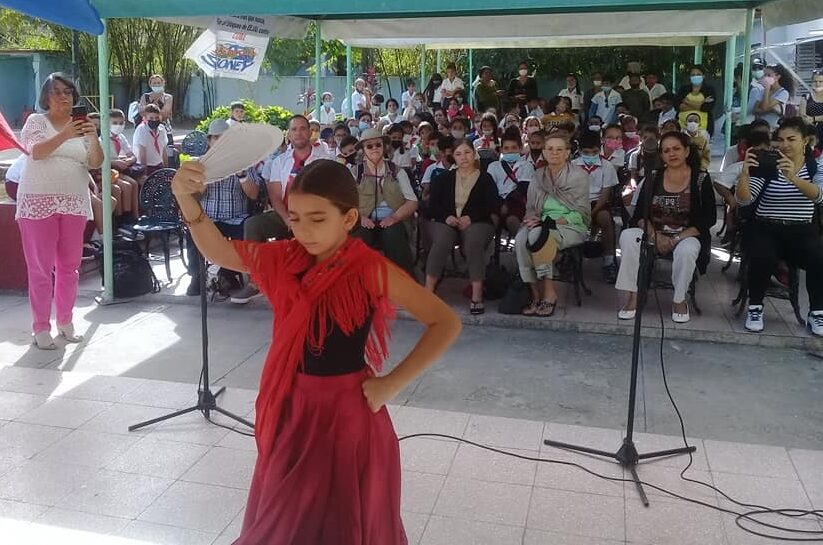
[581,154,600,166]
[601,85,612,93]
[359,121,370,130]
[690,75,704,86]
[501,152,520,163]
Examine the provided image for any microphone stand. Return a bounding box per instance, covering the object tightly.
[543,171,696,506]
[129,250,255,433]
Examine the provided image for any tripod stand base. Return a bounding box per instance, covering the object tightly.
[543,437,696,507]
[129,386,255,432]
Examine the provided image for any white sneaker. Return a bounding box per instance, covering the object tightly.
[230,284,261,304]
[807,312,823,337]
[618,308,636,320]
[672,304,690,324]
[745,305,764,332]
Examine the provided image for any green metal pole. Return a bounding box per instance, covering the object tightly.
[346,44,352,117]
[671,47,677,91]
[97,20,113,303]
[723,36,736,148]
[436,49,442,74]
[738,8,754,126]
[315,21,322,120]
[468,48,474,110]
[693,39,704,65]
[420,45,426,96]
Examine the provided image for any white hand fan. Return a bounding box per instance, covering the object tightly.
[199,123,284,183]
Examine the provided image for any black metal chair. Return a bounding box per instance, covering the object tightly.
[554,245,592,307]
[181,130,208,157]
[133,168,186,283]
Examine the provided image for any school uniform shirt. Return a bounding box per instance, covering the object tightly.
[473,135,498,152]
[391,145,420,170]
[380,112,403,126]
[421,160,455,185]
[132,123,168,166]
[717,160,744,190]
[107,132,133,159]
[602,148,626,169]
[439,77,465,101]
[4,154,26,185]
[589,90,623,124]
[486,157,535,199]
[558,88,584,112]
[351,91,367,113]
[524,151,547,171]
[572,156,619,202]
[313,106,337,126]
[658,108,677,127]
[401,90,415,109]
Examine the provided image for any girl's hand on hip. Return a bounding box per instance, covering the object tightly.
[362,376,402,413]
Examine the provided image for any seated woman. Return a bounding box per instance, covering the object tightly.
[351,128,418,275]
[735,117,823,335]
[515,134,590,317]
[425,139,500,315]
[616,131,716,324]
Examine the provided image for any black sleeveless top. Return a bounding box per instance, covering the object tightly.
[299,315,373,376]
[806,95,823,118]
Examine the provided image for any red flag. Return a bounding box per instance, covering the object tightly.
[0,111,26,154]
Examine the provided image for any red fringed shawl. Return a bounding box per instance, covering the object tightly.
[233,236,395,460]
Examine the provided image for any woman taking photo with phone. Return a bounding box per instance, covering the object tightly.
[736,117,823,335]
[16,73,103,349]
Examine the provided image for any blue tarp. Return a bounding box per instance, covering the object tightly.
[0,0,103,35]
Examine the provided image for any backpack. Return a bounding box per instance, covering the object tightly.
[100,240,161,298]
[498,277,531,314]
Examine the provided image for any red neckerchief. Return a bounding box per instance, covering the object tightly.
[110,135,121,156]
[149,129,162,155]
[244,237,395,461]
[480,137,493,148]
[580,162,601,174]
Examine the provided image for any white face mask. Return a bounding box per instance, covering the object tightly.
[593,80,602,87]
[323,101,333,107]
[588,124,601,132]
[625,131,638,138]
[482,129,494,137]
[686,121,699,133]
[451,130,465,139]
[527,126,540,134]
[402,134,411,144]
[150,85,164,93]
[110,124,125,136]
[519,69,528,77]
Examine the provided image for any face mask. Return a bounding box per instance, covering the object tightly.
[686,121,699,133]
[403,134,411,144]
[588,124,601,132]
[451,130,465,139]
[581,154,599,166]
[349,126,360,137]
[625,131,638,138]
[501,152,520,163]
[110,124,125,136]
[390,140,403,149]
[150,85,164,93]
[359,121,370,130]
[527,126,540,134]
[604,139,622,151]
[752,70,765,80]
[519,69,528,77]
[690,75,704,86]
[413,101,422,108]
[601,85,612,93]
[531,148,543,159]
[345,154,357,165]
[323,101,333,107]
[482,129,494,137]
[593,80,602,87]
[147,120,161,130]
[761,76,775,88]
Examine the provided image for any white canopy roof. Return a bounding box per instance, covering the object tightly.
[321,9,749,49]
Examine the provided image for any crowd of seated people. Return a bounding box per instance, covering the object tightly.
[41,60,814,336]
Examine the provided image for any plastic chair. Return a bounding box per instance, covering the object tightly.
[133,168,186,282]
[181,130,209,157]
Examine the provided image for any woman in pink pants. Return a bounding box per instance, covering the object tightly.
[16,73,103,349]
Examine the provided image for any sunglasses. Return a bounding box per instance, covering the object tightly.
[364,142,383,150]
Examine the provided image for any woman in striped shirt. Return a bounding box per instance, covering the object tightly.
[736,117,823,335]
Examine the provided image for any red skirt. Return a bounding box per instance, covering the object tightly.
[234,369,407,545]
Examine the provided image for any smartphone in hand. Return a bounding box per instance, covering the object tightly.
[71,104,88,122]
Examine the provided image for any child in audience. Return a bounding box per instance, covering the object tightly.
[133,104,168,176]
[487,129,536,235]
[335,135,358,165]
[601,124,626,168]
[620,115,641,152]
[473,114,500,161]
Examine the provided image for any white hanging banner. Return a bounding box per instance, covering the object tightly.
[184,16,272,82]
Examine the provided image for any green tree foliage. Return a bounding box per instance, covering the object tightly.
[0,9,57,49]
[196,100,294,132]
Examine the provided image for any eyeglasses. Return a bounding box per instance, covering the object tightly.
[364,142,383,150]
[50,88,74,97]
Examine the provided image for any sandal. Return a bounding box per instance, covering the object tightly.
[522,300,539,316]
[470,301,485,315]
[57,323,84,343]
[32,331,57,350]
[536,300,557,317]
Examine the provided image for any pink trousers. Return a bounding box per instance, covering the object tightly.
[18,214,87,334]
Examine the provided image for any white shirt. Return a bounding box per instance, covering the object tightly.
[558,88,584,111]
[658,108,677,126]
[5,154,26,184]
[439,77,465,101]
[107,132,133,159]
[351,90,367,113]
[572,156,619,201]
[269,145,334,196]
[391,145,420,170]
[16,113,92,220]
[312,106,337,126]
[380,112,403,126]
[590,90,623,124]
[401,90,416,109]
[133,123,168,166]
[486,158,535,198]
[603,148,626,169]
[718,160,744,190]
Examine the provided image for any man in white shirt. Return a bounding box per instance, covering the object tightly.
[231,115,333,303]
[574,131,620,282]
[351,78,368,118]
[438,63,464,108]
[486,131,535,235]
[588,75,622,124]
[132,104,168,175]
[400,79,417,110]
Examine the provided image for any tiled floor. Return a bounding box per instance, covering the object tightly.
[1,366,820,544]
